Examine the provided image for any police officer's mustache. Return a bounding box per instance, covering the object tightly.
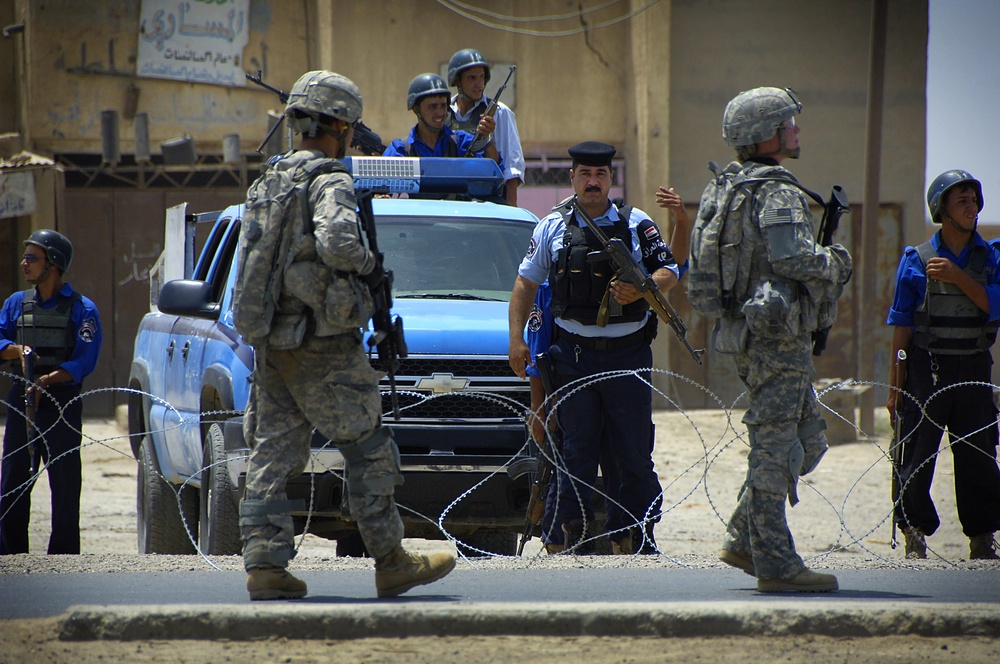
[584,185,601,192]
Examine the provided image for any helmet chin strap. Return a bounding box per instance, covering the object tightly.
[457,85,480,103]
[943,211,976,234]
[317,122,350,158]
[777,125,800,159]
[415,110,443,136]
[27,261,53,286]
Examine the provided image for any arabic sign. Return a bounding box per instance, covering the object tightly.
[138,0,249,87]
[0,172,37,219]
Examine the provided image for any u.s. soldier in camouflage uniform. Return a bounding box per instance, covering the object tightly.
[238,70,455,601]
[702,88,852,592]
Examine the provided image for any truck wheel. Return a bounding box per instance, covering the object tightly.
[459,530,518,557]
[137,436,197,554]
[199,423,243,555]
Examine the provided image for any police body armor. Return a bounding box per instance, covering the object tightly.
[913,241,999,354]
[449,100,487,134]
[16,289,80,372]
[549,207,648,325]
[407,134,460,158]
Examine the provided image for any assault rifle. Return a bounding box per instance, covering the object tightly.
[811,185,850,356]
[245,70,387,156]
[558,196,703,364]
[517,352,560,556]
[23,346,39,474]
[889,348,907,550]
[462,65,516,158]
[356,191,408,420]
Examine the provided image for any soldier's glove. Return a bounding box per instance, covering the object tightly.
[362,261,386,290]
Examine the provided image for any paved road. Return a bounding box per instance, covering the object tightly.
[3,567,999,620]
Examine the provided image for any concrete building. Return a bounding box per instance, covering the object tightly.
[0,0,927,415]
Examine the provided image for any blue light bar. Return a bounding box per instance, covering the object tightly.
[342,157,505,197]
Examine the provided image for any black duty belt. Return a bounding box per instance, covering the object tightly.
[556,324,650,352]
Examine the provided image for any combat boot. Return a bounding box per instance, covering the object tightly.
[969,533,999,560]
[561,520,596,555]
[631,524,658,555]
[718,549,755,576]
[902,527,927,559]
[757,569,838,593]
[611,534,632,555]
[544,542,565,554]
[246,566,308,601]
[374,544,456,598]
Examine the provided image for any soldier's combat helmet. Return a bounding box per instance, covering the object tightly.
[407,73,450,110]
[24,229,73,272]
[447,48,491,87]
[927,170,984,223]
[285,70,362,136]
[722,87,802,148]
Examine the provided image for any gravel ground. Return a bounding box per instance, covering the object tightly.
[0,407,986,571]
[2,407,999,663]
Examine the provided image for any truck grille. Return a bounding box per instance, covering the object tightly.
[371,356,529,421]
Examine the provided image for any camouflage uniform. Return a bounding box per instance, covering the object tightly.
[710,165,852,580]
[240,148,404,570]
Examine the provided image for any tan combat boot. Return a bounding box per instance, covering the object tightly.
[969,533,999,560]
[902,527,927,559]
[246,566,308,601]
[718,549,756,576]
[611,534,632,555]
[757,569,838,593]
[544,542,565,554]
[375,545,456,598]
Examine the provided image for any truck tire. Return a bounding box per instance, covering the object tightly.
[199,423,243,555]
[137,436,197,554]
[460,530,518,557]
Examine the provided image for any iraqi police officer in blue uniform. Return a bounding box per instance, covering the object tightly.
[0,230,102,554]
[383,73,501,166]
[887,170,1000,560]
[509,142,679,553]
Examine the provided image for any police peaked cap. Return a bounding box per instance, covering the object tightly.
[568,141,616,168]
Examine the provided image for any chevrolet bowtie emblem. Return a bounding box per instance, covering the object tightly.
[415,373,470,394]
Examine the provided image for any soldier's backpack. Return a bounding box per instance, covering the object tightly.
[687,161,797,318]
[232,156,347,346]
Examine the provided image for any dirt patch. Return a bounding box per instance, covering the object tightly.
[1,408,996,661]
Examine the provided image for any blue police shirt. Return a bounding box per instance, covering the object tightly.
[0,283,103,384]
[383,125,499,168]
[886,230,1000,326]
[519,202,679,338]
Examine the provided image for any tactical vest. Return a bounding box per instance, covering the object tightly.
[450,99,487,133]
[549,206,649,325]
[407,133,460,157]
[913,241,999,354]
[15,289,81,371]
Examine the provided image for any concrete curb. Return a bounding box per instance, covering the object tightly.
[60,602,1000,641]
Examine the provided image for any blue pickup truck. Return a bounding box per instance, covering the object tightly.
[128,158,538,557]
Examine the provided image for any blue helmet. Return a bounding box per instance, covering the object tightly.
[927,170,983,223]
[407,73,450,110]
[447,49,491,87]
[24,229,73,272]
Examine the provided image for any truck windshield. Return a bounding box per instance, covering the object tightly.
[376,216,533,302]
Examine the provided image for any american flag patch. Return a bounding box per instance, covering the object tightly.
[334,188,356,209]
[761,208,794,226]
[644,226,660,240]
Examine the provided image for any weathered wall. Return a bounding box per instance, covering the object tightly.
[669,0,927,242]
[0,0,928,412]
[21,0,310,156]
